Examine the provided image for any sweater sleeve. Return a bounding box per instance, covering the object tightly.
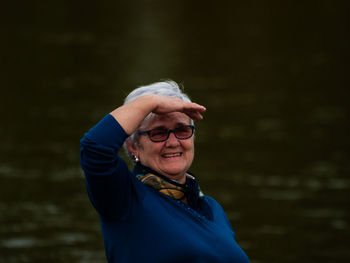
[80,114,143,221]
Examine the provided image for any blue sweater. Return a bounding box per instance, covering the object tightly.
[80,114,250,263]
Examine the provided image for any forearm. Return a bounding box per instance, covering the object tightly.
[110,95,157,135]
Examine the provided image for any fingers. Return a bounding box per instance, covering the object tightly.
[182,106,206,120]
[152,95,206,120]
[183,102,206,112]
[189,111,204,120]
[181,102,206,120]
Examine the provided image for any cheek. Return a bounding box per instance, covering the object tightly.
[187,138,195,149]
[138,140,162,156]
[183,140,195,155]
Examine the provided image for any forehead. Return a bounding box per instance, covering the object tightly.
[141,112,191,129]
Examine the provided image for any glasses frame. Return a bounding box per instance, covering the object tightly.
[138,125,195,142]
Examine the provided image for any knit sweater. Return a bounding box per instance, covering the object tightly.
[80,114,250,263]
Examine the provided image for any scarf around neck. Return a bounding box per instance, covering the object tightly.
[134,164,204,208]
[136,173,187,200]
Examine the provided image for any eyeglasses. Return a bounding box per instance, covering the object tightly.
[138,125,195,142]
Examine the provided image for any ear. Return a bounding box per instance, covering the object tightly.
[126,140,138,157]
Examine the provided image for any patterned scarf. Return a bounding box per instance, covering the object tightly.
[136,173,188,200]
[134,164,203,204]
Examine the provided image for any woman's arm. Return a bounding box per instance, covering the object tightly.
[110,94,206,135]
[80,115,135,221]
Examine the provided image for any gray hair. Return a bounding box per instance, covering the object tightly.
[123,80,193,162]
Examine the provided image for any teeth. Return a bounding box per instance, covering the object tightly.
[163,153,181,158]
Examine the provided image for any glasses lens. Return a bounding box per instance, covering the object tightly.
[174,126,193,139]
[149,128,168,141]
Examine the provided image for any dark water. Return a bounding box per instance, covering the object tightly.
[1,1,349,262]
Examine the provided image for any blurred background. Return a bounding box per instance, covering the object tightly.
[1,0,349,262]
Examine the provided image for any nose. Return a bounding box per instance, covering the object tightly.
[165,131,180,147]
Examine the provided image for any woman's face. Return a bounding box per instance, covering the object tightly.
[130,112,194,183]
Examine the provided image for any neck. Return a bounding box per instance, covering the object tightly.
[165,173,186,184]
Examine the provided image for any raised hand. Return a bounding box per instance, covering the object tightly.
[152,95,206,120]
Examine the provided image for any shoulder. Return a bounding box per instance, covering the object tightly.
[202,195,234,231]
[201,195,228,216]
[202,195,223,209]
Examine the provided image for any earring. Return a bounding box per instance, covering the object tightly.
[133,155,139,162]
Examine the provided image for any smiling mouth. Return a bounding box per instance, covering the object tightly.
[162,153,182,158]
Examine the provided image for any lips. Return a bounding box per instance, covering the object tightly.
[162,153,182,158]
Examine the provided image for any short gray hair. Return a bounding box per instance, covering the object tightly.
[123,80,193,162]
[124,80,192,104]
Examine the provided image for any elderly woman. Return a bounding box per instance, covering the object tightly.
[80,81,250,263]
